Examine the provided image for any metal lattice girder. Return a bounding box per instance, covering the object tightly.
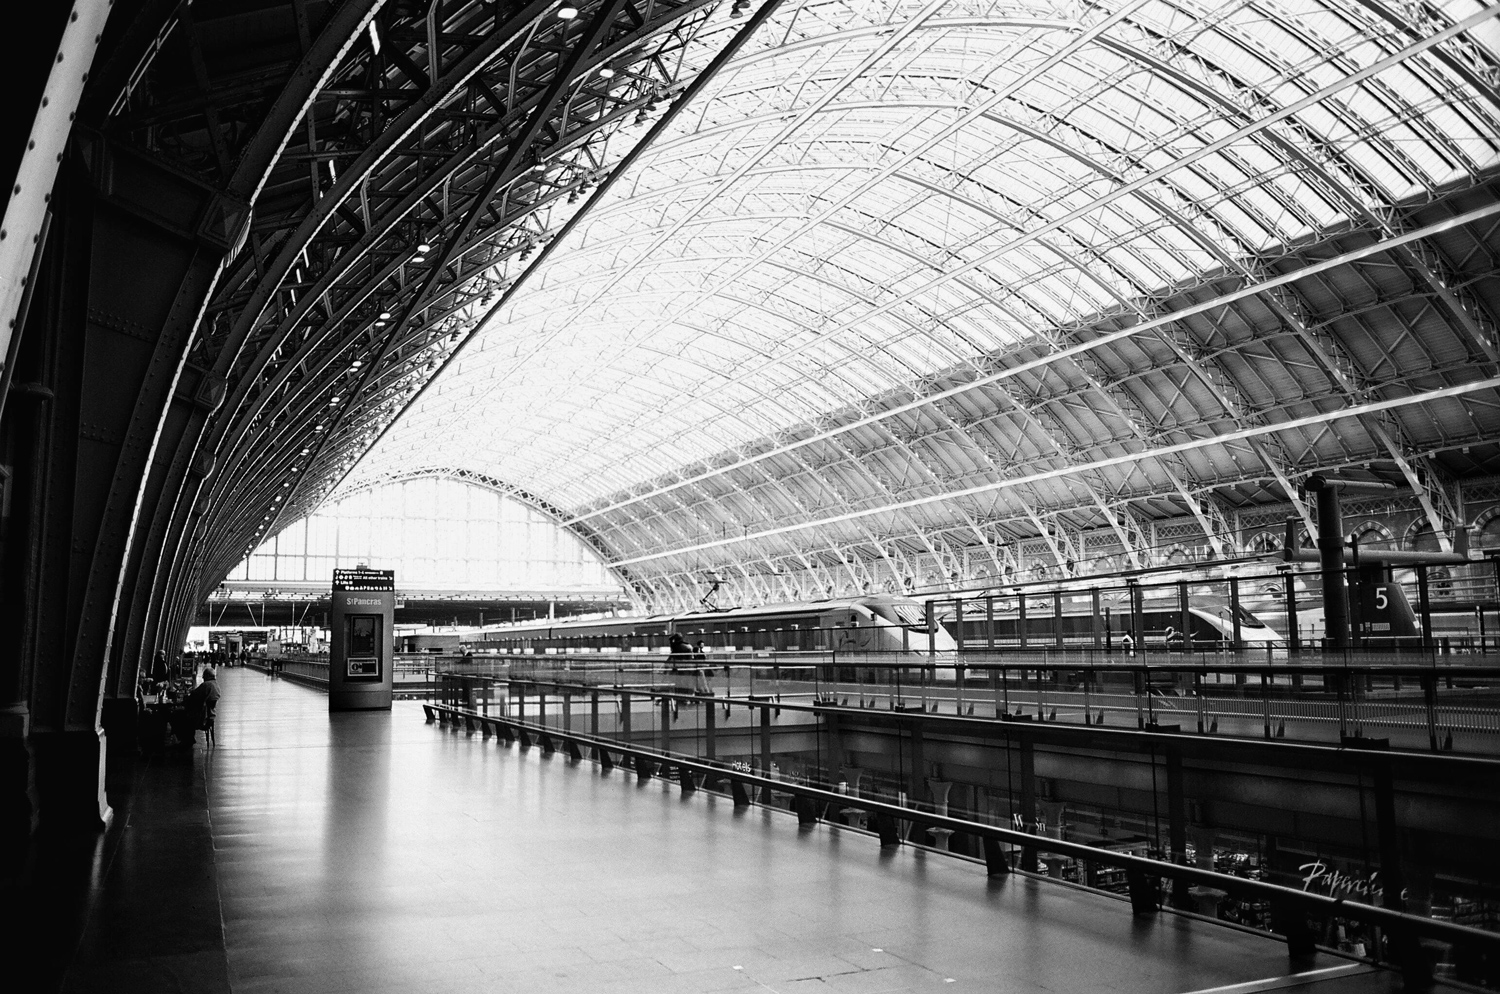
[41,0,766,662]
[643,483,1190,602]
[607,372,1500,573]
[107,0,1500,609]
[155,0,738,590]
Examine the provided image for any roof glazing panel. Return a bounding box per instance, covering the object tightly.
[341,0,1500,532]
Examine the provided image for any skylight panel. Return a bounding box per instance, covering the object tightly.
[1231,179,1299,241]
[1107,237,1175,290]
[1065,102,1140,156]
[1395,121,1460,185]
[879,330,957,375]
[1233,137,1294,182]
[342,0,1500,515]
[1207,195,1279,251]
[1289,4,1367,49]
[1184,26,1282,88]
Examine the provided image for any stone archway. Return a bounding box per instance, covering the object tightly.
[1349,519,1396,553]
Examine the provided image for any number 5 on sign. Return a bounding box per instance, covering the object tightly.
[1375,587,1388,611]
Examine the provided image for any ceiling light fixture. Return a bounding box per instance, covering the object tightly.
[416,242,431,253]
[557,4,578,18]
[598,66,614,79]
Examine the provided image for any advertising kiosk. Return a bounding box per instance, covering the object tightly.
[329,567,395,711]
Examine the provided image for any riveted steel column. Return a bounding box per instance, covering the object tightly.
[1166,744,1189,909]
[1053,591,1064,650]
[1018,734,1038,873]
[1090,589,1102,652]
[704,695,715,762]
[759,703,771,775]
[1018,594,1028,650]
[1417,564,1433,652]
[1179,581,1191,652]
[1306,477,1350,650]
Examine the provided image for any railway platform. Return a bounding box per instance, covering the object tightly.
[48,667,1460,993]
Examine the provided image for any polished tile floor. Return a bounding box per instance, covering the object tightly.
[69,668,1413,993]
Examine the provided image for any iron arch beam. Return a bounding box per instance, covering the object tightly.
[566,197,1500,528]
[607,374,1500,568]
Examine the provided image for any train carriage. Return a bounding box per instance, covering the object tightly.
[940,594,1282,652]
[464,594,958,657]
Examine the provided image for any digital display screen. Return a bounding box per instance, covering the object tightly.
[349,615,378,655]
[346,615,381,679]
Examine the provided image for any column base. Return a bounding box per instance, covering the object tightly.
[0,705,39,875]
[101,696,140,791]
[32,727,114,832]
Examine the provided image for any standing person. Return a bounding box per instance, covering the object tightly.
[150,649,169,687]
[692,641,712,695]
[666,634,692,697]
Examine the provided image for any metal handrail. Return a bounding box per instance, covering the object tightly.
[481,648,1500,674]
[423,700,1500,963]
[489,673,1500,769]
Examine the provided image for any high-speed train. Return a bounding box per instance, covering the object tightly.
[941,590,1284,649]
[463,595,958,655]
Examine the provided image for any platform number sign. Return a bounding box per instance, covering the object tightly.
[1360,582,1394,634]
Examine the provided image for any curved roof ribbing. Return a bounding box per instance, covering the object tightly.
[340,0,1500,609]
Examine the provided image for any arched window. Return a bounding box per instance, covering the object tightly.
[1247,532,1282,555]
[1349,520,1396,553]
[228,476,622,593]
[1408,523,1442,553]
[1476,514,1500,553]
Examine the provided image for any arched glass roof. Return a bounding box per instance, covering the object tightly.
[338,0,1500,608]
[230,474,622,595]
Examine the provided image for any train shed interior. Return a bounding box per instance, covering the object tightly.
[4,0,1500,991]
